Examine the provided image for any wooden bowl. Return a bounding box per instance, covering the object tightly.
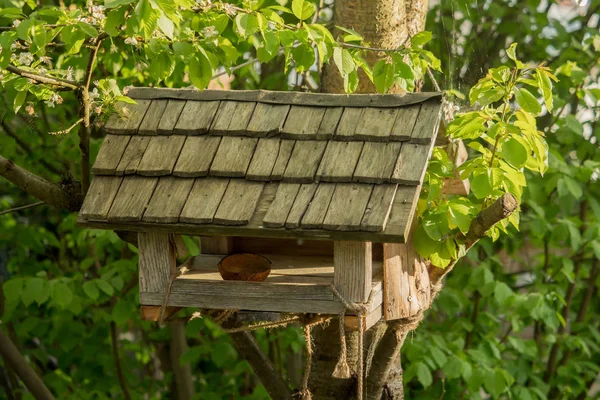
[218,254,271,282]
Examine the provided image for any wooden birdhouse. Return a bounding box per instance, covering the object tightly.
[78,89,444,328]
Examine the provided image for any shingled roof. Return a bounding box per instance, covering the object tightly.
[78,88,442,243]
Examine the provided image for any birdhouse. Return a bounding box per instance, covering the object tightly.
[78,88,444,328]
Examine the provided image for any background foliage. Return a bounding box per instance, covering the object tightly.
[0,0,598,399]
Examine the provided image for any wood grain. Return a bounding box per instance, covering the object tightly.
[173,101,220,135]
[137,136,186,176]
[143,177,195,223]
[285,183,318,229]
[385,185,420,240]
[213,180,265,225]
[322,184,373,231]
[115,136,151,175]
[390,143,432,185]
[353,142,402,183]
[138,232,175,293]
[179,178,229,224]
[246,138,280,181]
[334,241,372,302]
[409,99,442,144]
[316,141,364,182]
[300,183,336,229]
[104,99,151,134]
[383,243,409,320]
[80,176,123,220]
[316,107,343,140]
[138,100,168,135]
[390,104,420,141]
[246,103,289,137]
[335,108,363,140]
[263,183,301,228]
[209,136,257,177]
[282,141,326,183]
[173,136,221,177]
[270,140,295,180]
[360,184,397,232]
[354,108,397,141]
[157,100,186,135]
[281,106,326,139]
[107,176,159,222]
[92,135,130,175]
[211,101,256,135]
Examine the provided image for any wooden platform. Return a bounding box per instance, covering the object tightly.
[139,253,383,320]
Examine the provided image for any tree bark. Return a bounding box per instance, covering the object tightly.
[322,0,429,94]
[168,321,195,400]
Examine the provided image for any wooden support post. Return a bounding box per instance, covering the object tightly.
[333,241,372,303]
[383,243,409,320]
[200,236,233,255]
[138,232,181,320]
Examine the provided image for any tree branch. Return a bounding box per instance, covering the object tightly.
[110,322,131,400]
[0,330,55,400]
[0,201,44,216]
[228,330,293,399]
[0,155,82,211]
[428,193,519,285]
[5,65,79,90]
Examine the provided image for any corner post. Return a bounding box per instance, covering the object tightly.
[334,241,372,303]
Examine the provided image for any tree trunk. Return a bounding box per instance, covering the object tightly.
[322,0,429,94]
[315,1,429,398]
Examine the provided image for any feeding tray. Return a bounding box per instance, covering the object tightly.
[218,253,271,282]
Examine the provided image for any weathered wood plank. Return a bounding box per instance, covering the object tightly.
[263,183,301,228]
[80,176,123,220]
[173,101,219,135]
[390,104,420,141]
[180,178,229,224]
[270,140,295,180]
[246,103,290,137]
[383,243,409,320]
[334,241,372,302]
[285,183,318,229]
[136,136,187,176]
[213,180,265,225]
[107,176,159,222]
[353,142,402,184]
[157,100,186,135]
[200,236,233,255]
[354,108,397,141]
[209,136,257,177]
[390,143,432,185]
[316,141,364,183]
[250,182,277,226]
[300,183,336,229]
[127,87,442,108]
[173,136,221,177]
[281,106,326,139]
[143,177,195,223]
[92,135,131,175]
[138,232,175,293]
[211,101,256,135]
[335,108,363,140]
[104,100,151,134]
[410,99,442,144]
[115,136,151,175]
[385,185,420,240]
[246,138,280,181]
[316,107,343,140]
[322,184,373,231]
[138,100,168,135]
[282,141,326,183]
[360,184,397,232]
[344,305,382,332]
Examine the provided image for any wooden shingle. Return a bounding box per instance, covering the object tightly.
[104,100,151,134]
[281,106,326,139]
[316,141,364,183]
[180,178,229,224]
[211,101,256,135]
[300,183,336,229]
[263,183,301,228]
[210,136,257,177]
[107,176,159,222]
[247,138,280,181]
[143,177,194,223]
[157,100,186,135]
[322,184,373,231]
[116,136,151,175]
[173,137,221,177]
[173,101,219,135]
[391,143,432,185]
[92,135,130,175]
[354,108,397,141]
[138,100,168,135]
[213,180,264,225]
[353,142,402,184]
[137,136,186,176]
[283,141,326,183]
[246,103,290,136]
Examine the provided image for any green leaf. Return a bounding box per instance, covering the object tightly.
[373,60,394,94]
[112,300,130,325]
[130,0,160,39]
[494,282,514,307]
[235,13,259,38]
[105,0,135,7]
[535,70,553,111]
[332,47,355,75]
[83,281,100,300]
[430,347,448,368]
[105,8,126,37]
[411,31,432,46]
[189,50,214,90]
[442,356,465,380]
[447,112,486,139]
[157,14,175,39]
[557,176,582,199]
[514,88,541,115]
[26,278,50,306]
[77,22,98,38]
[502,137,528,169]
[483,369,509,398]
[96,279,114,296]
[52,282,73,308]
[291,0,316,21]
[416,362,433,388]
[14,90,27,114]
[414,224,440,258]
[505,43,524,68]
[471,171,493,199]
[448,202,472,234]
[292,43,315,73]
[344,69,359,93]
